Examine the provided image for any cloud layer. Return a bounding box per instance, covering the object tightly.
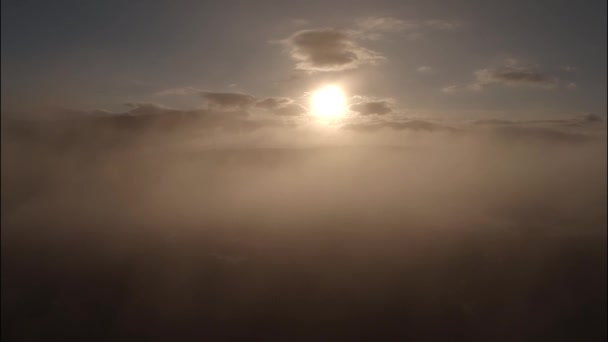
[3,103,605,342]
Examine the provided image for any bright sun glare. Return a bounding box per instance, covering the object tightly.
[310,85,347,120]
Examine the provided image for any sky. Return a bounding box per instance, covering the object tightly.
[1,0,607,118]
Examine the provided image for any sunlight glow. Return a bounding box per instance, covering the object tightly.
[310,85,347,120]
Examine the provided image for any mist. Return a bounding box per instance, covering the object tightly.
[2,114,606,340]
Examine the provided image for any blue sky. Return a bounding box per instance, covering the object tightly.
[2,0,606,118]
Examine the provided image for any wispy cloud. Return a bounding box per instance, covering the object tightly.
[155,87,202,96]
[472,67,559,89]
[355,17,461,33]
[417,66,434,73]
[443,59,560,93]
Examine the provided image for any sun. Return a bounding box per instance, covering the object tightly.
[310,85,347,120]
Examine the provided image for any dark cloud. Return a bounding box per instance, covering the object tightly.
[254,97,307,116]
[4,102,603,151]
[339,114,605,145]
[473,114,604,128]
[350,100,393,116]
[273,103,307,116]
[467,114,604,143]
[254,97,294,110]
[196,93,307,116]
[0,103,291,147]
[200,92,257,111]
[386,120,452,131]
[282,28,383,72]
[472,118,569,126]
[342,119,449,132]
[580,113,603,123]
[473,67,559,89]
[443,60,562,92]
